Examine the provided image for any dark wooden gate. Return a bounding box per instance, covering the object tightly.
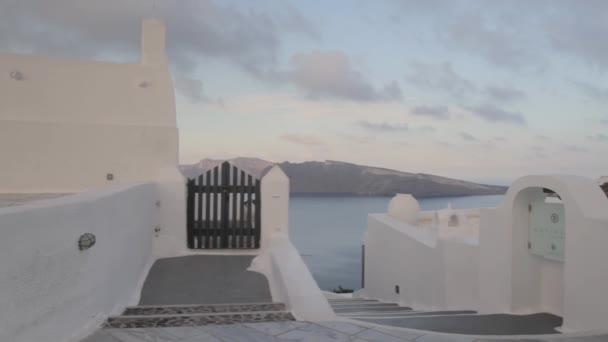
[186,162,261,249]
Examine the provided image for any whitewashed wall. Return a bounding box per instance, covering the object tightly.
[478,175,608,332]
[363,213,479,311]
[251,166,335,321]
[0,19,178,193]
[0,183,158,342]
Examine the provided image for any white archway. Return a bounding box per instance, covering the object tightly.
[478,175,608,332]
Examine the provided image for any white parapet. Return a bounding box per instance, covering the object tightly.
[251,165,336,321]
[363,196,480,311]
[0,183,158,342]
[260,166,290,248]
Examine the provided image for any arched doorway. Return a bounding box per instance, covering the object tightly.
[510,186,564,316]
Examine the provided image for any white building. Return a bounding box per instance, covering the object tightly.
[0,19,178,193]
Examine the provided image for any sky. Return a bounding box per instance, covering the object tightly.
[1,0,607,184]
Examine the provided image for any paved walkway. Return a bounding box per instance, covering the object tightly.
[139,255,271,305]
[82,320,608,342]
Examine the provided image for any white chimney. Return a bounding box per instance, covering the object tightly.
[141,18,167,66]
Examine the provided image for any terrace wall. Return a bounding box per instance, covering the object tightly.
[0,183,157,342]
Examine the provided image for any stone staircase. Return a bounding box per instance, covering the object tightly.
[328,298,475,321]
[328,298,565,335]
[103,302,295,329]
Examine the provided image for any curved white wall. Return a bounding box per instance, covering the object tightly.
[479,175,608,332]
[0,183,157,342]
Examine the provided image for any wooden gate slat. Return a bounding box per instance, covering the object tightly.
[254,179,261,248]
[213,166,219,248]
[246,174,253,248]
[204,170,211,248]
[186,178,195,249]
[196,174,203,248]
[231,165,238,248]
[221,162,229,248]
[239,170,245,248]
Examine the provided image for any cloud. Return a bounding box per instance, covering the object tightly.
[460,132,478,141]
[411,105,450,120]
[405,62,475,98]
[546,1,608,69]
[531,145,544,152]
[464,104,526,126]
[173,76,225,105]
[357,121,408,132]
[341,134,376,144]
[444,13,533,69]
[288,50,403,102]
[495,137,508,142]
[587,134,608,142]
[601,119,608,125]
[535,134,552,140]
[0,0,318,100]
[571,80,608,102]
[279,134,327,146]
[563,144,588,152]
[419,125,437,133]
[484,85,527,102]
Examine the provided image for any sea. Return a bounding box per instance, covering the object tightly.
[288,194,505,291]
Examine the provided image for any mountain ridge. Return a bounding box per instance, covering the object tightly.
[179,157,507,198]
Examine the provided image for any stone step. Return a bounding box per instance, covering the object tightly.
[327,298,378,303]
[329,302,398,308]
[333,306,413,313]
[352,312,563,335]
[340,310,478,318]
[122,302,286,316]
[104,310,295,329]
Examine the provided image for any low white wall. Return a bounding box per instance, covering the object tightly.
[251,236,336,321]
[153,167,187,258]
[0,183,158,342]
[250,166,335,321]
[363,213,478,311]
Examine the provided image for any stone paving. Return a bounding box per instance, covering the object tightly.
[82,321,608,342]
[123,303,287,316]
[105,311,295,329]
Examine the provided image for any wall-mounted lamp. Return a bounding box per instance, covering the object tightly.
[106,173,114,181]
[10,70,24,81]
[78,233,96,250]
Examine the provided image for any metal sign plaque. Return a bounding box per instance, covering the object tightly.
[529,202,565,262]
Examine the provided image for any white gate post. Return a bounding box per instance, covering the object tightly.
[260,166,290,249]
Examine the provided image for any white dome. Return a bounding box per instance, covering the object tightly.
[388,194,420,224]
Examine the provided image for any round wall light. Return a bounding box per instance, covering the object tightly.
[10,70,24,81]
[78,233,96,251]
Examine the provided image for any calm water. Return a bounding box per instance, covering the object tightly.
[289,194,505,291]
